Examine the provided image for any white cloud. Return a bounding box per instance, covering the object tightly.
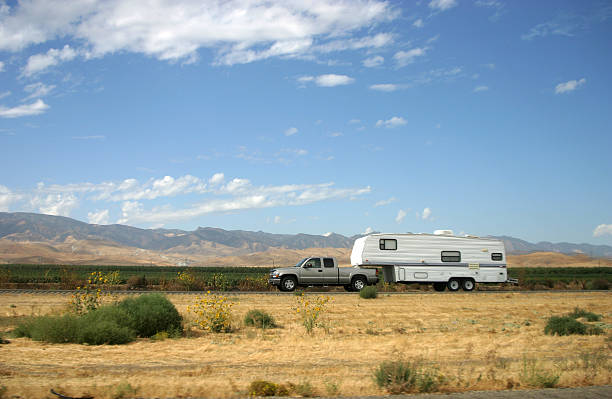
[422,207,432,220]
[330,131,343,137]
[23,82,56,101]
[473,85,489,92]
[593,224,612,237]
[284,127,298,136]
[30,193,78,216]
[374,197,396,207]
[209,173,225,185]
[115,181,371,225]
[274,216,281,224]
[5,174,371,226]
[0,91,10,100]
[370,83,400,92]
[395,209,407,223]
[376,116,407,128]
[393,48,426,67]
[0,61,4,72]
[363,55,384,67]
[315,74,355,87]
[22,45,77,76]
[348,119,361,124]
[429,0,458,11]
[363,226,374,234]
[1,1,396,66]
[413,18,424,28]
[0,185,19,211]
[555,78,586,94]
[298,74,355,87]
[0,99,49,118]
[88,209,109,225]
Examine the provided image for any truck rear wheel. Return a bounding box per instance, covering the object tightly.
[280,276,297,292]
[351,276,366,291]
[462,279,475,291]
[433,282,446,292]
[447,278,460,292]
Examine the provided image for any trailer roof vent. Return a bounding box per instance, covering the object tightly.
[433,229,454,236]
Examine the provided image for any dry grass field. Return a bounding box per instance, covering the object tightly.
[0,292,611,399]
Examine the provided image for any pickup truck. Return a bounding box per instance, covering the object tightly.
[268,257,379,292]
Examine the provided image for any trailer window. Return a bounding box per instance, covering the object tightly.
[491,253,503,261]
[323,258,335,268]
[379,239,397,250]
[441,251,461,262]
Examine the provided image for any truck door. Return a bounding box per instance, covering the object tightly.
[300,258,322,284]
[321,257,337,284]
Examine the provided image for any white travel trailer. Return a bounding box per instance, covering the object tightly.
[350,232,509,291]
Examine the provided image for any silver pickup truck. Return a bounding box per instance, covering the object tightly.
[268,257,379,292]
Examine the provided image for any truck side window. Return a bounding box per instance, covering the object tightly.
[323,258,335,268]
[441,251,461,262]
[379,239,397,250]
[304,258,321,268]
[491,253,503,261]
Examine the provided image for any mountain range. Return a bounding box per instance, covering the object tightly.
[0,212,610,266]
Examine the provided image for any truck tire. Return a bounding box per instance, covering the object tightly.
[280,276,297,292]
[447,278,460,292]
[462,279,475,291]
[351,276,366,291]
[433,282,446,292]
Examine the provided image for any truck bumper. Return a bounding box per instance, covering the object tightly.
[268,278,281,286]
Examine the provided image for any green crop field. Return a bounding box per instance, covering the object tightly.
[0,264,610,291]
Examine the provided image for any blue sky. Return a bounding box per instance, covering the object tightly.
[1,0,611,245]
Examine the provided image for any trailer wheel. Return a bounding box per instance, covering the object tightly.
[462,279,475,292]
[343,285,354,292]
[433,282,446,292]
[447,278,460,292]
[280,276,297,292]
[351,276,366,291]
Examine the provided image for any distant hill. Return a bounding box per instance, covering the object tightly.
[0,212,610,265]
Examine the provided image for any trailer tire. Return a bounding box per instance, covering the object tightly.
[351,276,366,291]
[462,279,475,292]
[280,276,297,292]
[343,285,354,292]
[447,278,460,292]
[433,282,446,292]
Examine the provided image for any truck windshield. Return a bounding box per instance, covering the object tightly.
[294,258,308,267]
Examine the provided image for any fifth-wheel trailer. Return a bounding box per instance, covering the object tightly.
[350,232,512,291]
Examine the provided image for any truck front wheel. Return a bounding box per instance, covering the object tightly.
[280,276,297,292]
[351,276,366,291]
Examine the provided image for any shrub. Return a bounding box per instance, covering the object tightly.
[544,316,587,336]
[294,294,332,334]
[14,294,181,345]
[590,278,610,290]
[118,294,182,337]
[568,307,602,322]
[519,358,560,388]
[13,313,135,345]
[373,359,442,394]
[244,309,276,329]
[248,380,289,397]
[293,380,316,397]
[359,286,378,299]
[126,275,147,290]
[188,292,234,333]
